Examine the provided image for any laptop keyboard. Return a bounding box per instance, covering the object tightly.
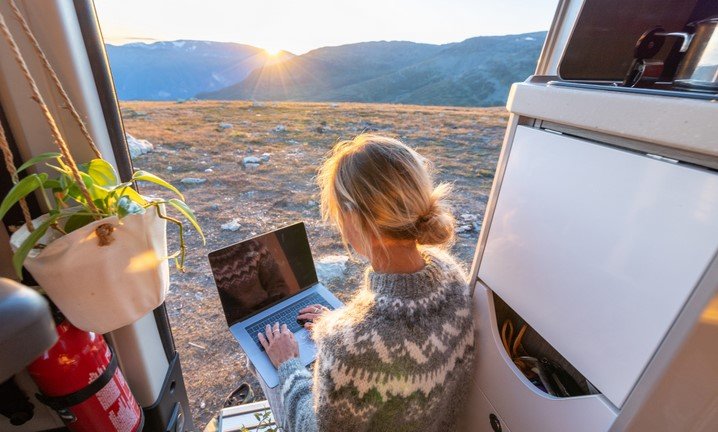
[247,292,334,351]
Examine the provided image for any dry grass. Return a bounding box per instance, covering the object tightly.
[121,100,507,428]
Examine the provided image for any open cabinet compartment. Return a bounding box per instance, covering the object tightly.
[492,292,600,398]
[462,282,618,432]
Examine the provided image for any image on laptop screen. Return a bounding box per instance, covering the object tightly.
[208,223,318,326]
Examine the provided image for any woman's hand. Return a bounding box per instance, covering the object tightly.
[297,304,330,330]
[258,323,299,369]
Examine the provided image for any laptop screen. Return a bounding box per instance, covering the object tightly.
[208,222,318,326]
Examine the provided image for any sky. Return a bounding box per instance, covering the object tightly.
[94,0,557,54]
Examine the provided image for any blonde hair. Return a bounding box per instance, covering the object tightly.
[317,134,455,258]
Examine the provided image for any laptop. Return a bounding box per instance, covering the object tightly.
[208,222,343,388]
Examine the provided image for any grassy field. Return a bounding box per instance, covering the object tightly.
[121,100,507,427]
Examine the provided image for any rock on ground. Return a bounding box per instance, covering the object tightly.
[126,133,153,158]
[220,220,241,232]
[460,213,478,222]
[315,255,349,282]
[181,177,207,185]
[455,224,473,234]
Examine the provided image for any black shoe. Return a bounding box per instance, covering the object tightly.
[223,382,255,407]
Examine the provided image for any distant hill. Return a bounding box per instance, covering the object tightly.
[106,40,293,100]
[199,32,546,107]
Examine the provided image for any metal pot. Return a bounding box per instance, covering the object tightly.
[674,18,718,91]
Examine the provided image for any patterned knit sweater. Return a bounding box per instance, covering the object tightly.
[277,247,476,432]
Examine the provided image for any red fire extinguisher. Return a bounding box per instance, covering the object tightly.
[27,320,143,432]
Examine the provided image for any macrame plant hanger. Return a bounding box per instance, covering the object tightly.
[0,0,107,235]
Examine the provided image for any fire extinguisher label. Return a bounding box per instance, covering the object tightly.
[96,378,121,410]
[114,371,142,432]
[98,371,141,432]
[109,398,142,432]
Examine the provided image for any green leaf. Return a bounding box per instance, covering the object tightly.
[108,181,133,191]
[58,172,69,191]
[167,198,205,244]
[48,166,103,203]
[133,170,184,200]
[92,197,109,214]
[117,195,145,218]
[46,164,71,177]
[120,187,148,206]
[63,212,94,233]
[16,152,61,173]
[81,159,118,187]
[12,214,58,278]
[43,179,62,191]
[0,174,44,220]
[66,172,95,200]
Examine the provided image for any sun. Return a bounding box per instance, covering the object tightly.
[264,47,282,56]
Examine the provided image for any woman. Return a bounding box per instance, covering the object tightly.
[257,134,475,431]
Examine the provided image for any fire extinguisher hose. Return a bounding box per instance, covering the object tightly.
[35,348,119,411]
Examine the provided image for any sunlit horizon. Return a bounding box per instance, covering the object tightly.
[95,0,557,55]
[264,48,283,56]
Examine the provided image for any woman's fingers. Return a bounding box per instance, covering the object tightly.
[298,305,319,314]
[281,323,290,334]
[297,304,329,326]
[258,332,269,350]
[299,304,326,314]
[265,324,273,342]
[304,322,314,330]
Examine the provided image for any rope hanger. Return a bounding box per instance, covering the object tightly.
[0,0,107,228]
[7,0,103,160]
[0,122,34,230]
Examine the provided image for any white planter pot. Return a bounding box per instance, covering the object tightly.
[9,207,169,334]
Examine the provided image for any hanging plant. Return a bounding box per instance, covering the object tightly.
[0,154,205,278]
[0,1,204,333]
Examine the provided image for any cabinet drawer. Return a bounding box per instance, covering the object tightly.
[478,126,718,407]
[461,383,511,432]
[463,284,617,432]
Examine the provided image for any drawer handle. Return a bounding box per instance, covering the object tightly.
[489,413,502,432]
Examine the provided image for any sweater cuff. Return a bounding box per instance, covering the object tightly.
[277,357,305,382]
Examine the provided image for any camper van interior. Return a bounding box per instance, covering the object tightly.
[1,0,717,431]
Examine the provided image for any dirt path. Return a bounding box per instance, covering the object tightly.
[121,100,507,427]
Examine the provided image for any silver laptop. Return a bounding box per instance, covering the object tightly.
[208,222,343,388]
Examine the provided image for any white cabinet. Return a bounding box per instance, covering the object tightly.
[463,283,618,432]
[477,126,718,408]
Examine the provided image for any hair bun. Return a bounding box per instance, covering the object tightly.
[416,185,455,246]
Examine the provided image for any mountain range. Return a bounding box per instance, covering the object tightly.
[106,40,293,100]
[106,32,546,107]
